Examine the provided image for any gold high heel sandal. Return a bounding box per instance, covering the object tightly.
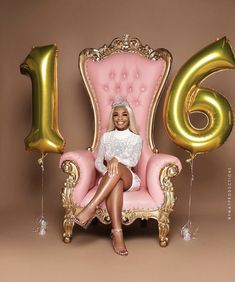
[76,203,98,230]
[110,228,128,256]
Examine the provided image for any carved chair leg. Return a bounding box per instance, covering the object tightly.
[158,216,170,247]
[63,214,75,243]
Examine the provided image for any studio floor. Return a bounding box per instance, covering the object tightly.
[1,206,234,282]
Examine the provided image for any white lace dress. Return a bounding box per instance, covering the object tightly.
[95,129,143,191]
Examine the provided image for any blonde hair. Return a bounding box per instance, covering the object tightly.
[107,105,139,134]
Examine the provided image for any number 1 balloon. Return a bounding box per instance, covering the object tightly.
[20,44,65,235]
[163,37,234,160]
[20,44,65,154]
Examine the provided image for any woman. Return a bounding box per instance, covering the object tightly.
[77,96,143,256]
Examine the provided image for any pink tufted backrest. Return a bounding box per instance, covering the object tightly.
[85,52,166,188]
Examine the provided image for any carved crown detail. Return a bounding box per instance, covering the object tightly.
[80,34,172,62]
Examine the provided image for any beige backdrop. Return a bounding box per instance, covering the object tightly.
[0,0,234,281]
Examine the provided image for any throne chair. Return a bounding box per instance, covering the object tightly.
[60,35,182,247]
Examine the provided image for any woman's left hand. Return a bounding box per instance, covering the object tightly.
[107,157,119,177]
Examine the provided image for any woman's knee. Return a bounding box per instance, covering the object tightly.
[105,163,130,180]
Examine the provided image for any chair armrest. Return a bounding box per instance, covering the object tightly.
[146,153,182,206]
[60,150,96,206]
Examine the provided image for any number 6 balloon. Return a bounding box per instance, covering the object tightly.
[20,44,65,154]
[164,37,234,159]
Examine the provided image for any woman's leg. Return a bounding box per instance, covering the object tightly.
[105,180,129,255]
[77,163,131,225]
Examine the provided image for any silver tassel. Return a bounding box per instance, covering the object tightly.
[38,216,48,236]
[181,221,192,240]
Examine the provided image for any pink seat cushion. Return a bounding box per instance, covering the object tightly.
[75,185,163,210]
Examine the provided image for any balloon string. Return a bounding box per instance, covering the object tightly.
[38,153,47,218]
[41,156,44,218]
[188,158,194,225]
[36,153,48,236]
[181,156,199,240]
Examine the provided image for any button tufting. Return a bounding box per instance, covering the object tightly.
[132,98,141,106]
[141,86,145,92]
[116,85,121,92]
[103,85,109,91]
[135,72,140,79]
[128,86,133,93]
[122,73,127,79]
[109,72,115,79]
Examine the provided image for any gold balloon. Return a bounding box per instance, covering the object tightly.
[164,37,234,159]
[20,44,65,154]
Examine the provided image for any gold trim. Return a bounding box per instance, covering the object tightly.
[158,164,179,247]
[79,34,172,151]
[61,160,180,247]
[61,160,79,243]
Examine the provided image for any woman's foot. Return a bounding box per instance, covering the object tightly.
[76,203,97,229]
[110,229,128,256]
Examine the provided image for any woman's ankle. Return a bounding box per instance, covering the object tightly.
[111,229,124,240]
[111,228,123,234]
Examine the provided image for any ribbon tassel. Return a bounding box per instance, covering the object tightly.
[35,153,48,236]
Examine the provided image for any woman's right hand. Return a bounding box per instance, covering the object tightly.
[107,157,119,177]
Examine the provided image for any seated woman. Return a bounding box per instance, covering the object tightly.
[76,96,143,256]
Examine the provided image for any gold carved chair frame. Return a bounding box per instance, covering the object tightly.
[61,35,180,247]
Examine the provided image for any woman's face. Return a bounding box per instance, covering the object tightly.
[112,106,130,131]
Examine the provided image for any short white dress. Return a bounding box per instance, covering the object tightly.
[95,129,143,191]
